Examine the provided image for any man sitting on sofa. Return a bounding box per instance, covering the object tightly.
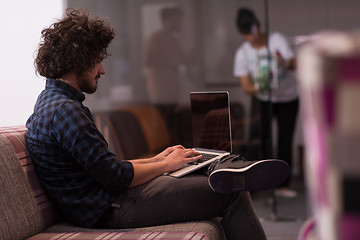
[26,8,289,240]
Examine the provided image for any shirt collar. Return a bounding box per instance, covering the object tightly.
[46,79,86,103]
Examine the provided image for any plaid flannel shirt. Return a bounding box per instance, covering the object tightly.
[26,79,134,227]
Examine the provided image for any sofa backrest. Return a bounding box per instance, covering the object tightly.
[93,106,172,160]
[0,126,58,240]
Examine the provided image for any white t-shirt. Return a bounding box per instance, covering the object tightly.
[233,32,298,102]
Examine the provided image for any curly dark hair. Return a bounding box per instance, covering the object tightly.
[35,8,115,79]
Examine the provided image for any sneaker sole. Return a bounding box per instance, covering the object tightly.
[208,159,289,193]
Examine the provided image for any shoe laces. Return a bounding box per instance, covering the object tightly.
[207,154,246,175]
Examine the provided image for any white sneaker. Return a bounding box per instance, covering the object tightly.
[275,187,298,198]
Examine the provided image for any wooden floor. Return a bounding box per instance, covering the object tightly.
[251,177,309,240]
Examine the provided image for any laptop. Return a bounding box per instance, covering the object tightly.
[170,91,232,177]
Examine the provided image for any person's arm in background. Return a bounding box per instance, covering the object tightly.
[239,74,258,95]
[234,46,259,96]
[276,51,296,72]
[273,32,296,71]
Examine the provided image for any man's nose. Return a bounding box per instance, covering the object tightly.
[99,63,106,75]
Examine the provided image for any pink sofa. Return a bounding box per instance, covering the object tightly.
[0,110,225,240]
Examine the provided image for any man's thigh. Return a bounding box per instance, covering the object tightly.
[99,174,231,228]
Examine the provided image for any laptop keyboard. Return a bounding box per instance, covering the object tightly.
[189,153,218,165]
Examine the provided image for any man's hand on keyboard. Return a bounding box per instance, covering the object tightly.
[189,153,217,165]
[162,147,202,172]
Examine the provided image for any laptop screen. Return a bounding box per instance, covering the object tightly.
[190,91,232,153]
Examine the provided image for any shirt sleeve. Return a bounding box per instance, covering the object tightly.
[233,45,250,77]
[52,101,134,191]
[270,32,295,60]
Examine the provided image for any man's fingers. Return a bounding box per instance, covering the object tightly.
[183,149,201,157]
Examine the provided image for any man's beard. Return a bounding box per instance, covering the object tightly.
[78,74,100,94]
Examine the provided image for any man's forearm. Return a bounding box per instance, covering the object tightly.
[129,161,168,188]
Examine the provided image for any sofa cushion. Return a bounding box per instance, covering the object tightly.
[28,231,209,240]
[0,126,58,240]
[42,219,225,240]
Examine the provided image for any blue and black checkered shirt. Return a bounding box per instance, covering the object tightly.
[26,79,134,227]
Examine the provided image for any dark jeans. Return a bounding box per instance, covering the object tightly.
[97,174,267,240]
[260,99,299,187]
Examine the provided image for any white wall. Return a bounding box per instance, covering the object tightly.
[0,0,64,127]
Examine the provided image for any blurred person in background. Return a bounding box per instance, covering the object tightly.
[145,7,184,106]
[233,7,299,198]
